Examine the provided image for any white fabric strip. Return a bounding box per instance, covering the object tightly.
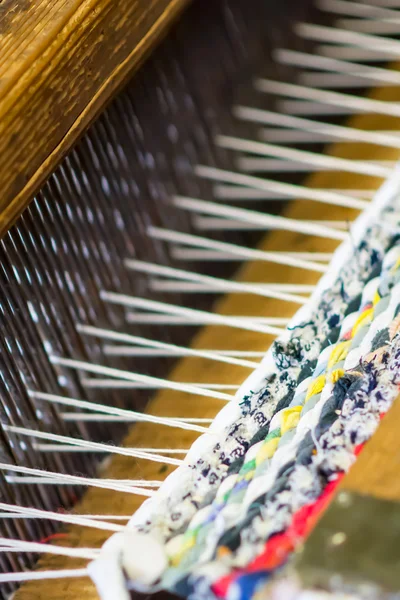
[148,226,327,272]
[50,356,234,402]
[0,569,90,584]
[0,503,123,532]
[0,463,153,496]
[3,425,183,467]
[29,391,209,432]
[77,324,258,369]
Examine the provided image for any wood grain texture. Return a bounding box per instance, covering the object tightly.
[14,67,400,599]
[0,0,189,236]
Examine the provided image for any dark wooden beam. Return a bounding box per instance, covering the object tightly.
[0,0,189,236]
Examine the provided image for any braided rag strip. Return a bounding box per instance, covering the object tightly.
[162,245,400,599]
[104,178,400,600]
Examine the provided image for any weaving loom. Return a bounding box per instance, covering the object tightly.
[2,0,400,599]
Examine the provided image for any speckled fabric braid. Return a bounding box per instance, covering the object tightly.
[132,209,400,550]
[214,328,400,600]
[175,277,400,600]
[159,242,400,591]
[89,173,400,600]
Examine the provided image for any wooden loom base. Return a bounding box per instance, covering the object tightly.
[14,73,400,599]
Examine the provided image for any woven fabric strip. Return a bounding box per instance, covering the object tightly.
[161,243,400,593]
[132,221,395,546]
[89,169,400,600]
[218,279,400,591]
[211,331,400,600]
[131,194,400,542]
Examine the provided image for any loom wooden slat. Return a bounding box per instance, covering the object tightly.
[14,70,400,599]
[0,0,189,237]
